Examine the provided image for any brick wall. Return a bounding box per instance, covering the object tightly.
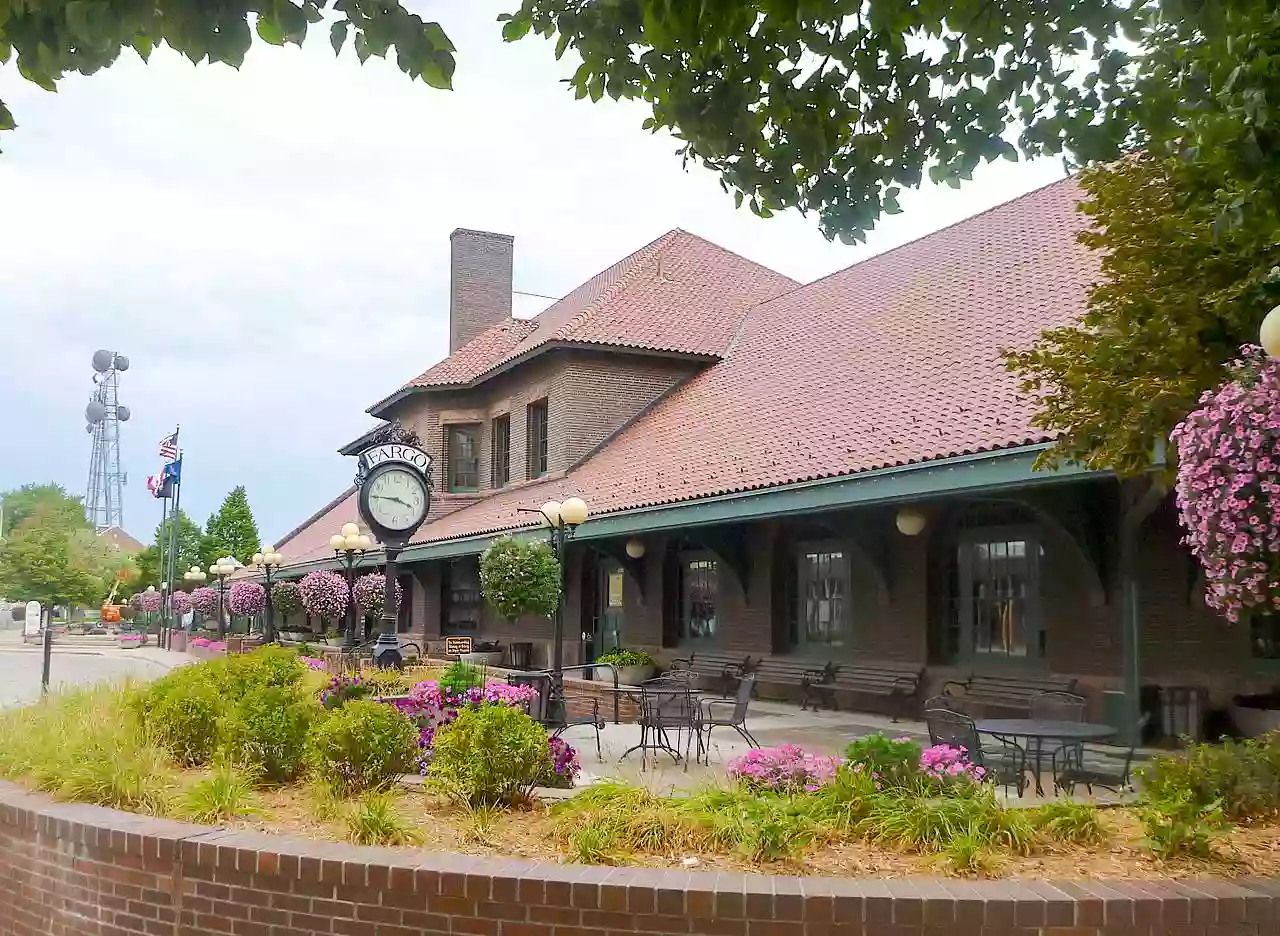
[1,782,1277,936]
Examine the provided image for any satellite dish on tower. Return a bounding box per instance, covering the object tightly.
[114,355,130,372]
[117,405,131,422]
[91,350,115,373]
[85,401,107,423]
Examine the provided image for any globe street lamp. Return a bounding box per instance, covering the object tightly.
[181,566,206,641]
[1260,304,1280,359]
[251,548,284,643]
[330,523,373,649]
[208,557,237,638]
[519,496,589,724]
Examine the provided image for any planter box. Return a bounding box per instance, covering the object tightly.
[1231,704,1280,738]
[610,664,655,686]
[170,631,187,653]
[462,651,503,667]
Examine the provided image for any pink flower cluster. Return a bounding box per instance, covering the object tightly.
[228,581,266,616]
[353,573,403,618]
[190,587,219,615]
[298,570,349,622]
[136,591,162,613]
[727,744,839,793]
[919,744,986,783]
[170,591,192,616]
[298,656,327,671]
[1172,345,1280,622]
[190,637,227,652]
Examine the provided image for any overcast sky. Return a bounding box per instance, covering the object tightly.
[0,1,1067,546]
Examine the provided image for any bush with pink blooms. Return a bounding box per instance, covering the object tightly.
[1173,345,1280,623]
[170,591,193,616]
[727,745,839,793]
[137,590,162,614]
[298,570,349,623]
[228,581,266,617]
[353,572,403,619]
[190,587,219,615]
[918,743,986,785]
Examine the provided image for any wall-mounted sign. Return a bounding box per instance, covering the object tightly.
[445,635,473,656]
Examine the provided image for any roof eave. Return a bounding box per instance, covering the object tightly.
[366,342,722,418]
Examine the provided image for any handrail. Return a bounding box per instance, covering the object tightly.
[522,663,623,725]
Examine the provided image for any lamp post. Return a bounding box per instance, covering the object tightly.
[251,548,284,643]
[329,523,372,649]
[143,585,158,633]
[520,496,589,724]
[159,580,169,648]
[208,556,237,638]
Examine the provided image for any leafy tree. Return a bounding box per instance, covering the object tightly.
[0,483,89,534]
[134,509,204,592]
[200,487,262,567]
[1006,155,1280,475]
[4,1,1275,246]
[0,505,118,608]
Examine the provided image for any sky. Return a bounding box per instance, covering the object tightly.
[0,1,1068,546]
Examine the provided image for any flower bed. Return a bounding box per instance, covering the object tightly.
[116,633,147,649]
[187,636,227,658]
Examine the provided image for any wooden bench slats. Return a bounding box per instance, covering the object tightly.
[943,673,1078,716]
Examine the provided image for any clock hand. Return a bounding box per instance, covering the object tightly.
[373,494,413,509]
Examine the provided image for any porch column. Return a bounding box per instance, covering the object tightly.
[1118,477,1165,744]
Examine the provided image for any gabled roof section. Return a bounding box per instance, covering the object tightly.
[399,176,1098,545]
[368,230,798,415]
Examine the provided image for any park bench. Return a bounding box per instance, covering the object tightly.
[942,672,1079,717]
[668,650,757,697]
[753,657,924,721]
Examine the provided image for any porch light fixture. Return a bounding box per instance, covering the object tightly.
[895,508,927,536]
[625,538,646,559]
[329,521,373,553]
[331,522,372,649]
[1261,304,1280,359]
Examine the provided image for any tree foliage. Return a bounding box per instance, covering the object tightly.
[134,508,204,592]
[0,504,120,607]
[1006,156,1280,475]
[201,487,261,567]
[0,483,88,534]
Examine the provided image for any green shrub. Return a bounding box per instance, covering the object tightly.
[1137,737,1280,821]
[306,700,419,795]
[139,673,226,767]
[438,661,483,698]
[1139,792,1228,859]
[551,783,696,864]
[844,733,922,789]
[680,787,823,861]
[595,648,655,668]
[220,685,319,783]
[223,647,308,694]
[427,704,551,807]
[862,787,1035,856]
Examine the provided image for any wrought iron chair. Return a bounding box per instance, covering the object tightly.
[697,674,759,762]
[1030,691,1087,721]
[923,693,957,713]
[926,707,1027,795]
[1050,713,1149,796]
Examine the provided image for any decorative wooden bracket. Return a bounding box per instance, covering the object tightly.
[594,543,646,605]
[1007,488,1111,607]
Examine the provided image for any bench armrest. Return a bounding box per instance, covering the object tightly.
[942,679,969,695]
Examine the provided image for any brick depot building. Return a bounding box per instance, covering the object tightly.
[265,177,1278,719]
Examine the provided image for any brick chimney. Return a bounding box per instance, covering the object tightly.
[449,229,514,353]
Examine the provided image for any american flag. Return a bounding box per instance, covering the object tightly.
[158,430,179,461]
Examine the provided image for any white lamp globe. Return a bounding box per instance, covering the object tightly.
[341,522,360,538]
[560,497,589,527]
[540,501,562,528]
[895,509,927,537]
[252,553,264,565]
[625,538,646,559]
[330,534,346,550]
[358,535,373,551]
[1261,304,1280,359]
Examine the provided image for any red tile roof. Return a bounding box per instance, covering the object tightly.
[388,230,799,396]
[281,176,1098,564]
[404,176,1097,544]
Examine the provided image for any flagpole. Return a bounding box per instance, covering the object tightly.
[164,459,182,649]
[155,489,168,641]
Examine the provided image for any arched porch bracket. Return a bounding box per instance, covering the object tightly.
[812,515,892,607]
[998,490,1109,607]
[593,543,646,605]
[693,531,751,604]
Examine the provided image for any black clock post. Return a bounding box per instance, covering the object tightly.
[351,425,433,669]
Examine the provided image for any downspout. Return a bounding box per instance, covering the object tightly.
[1118,467,1168,745]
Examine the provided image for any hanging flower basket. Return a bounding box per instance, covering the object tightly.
[299,570,349,624]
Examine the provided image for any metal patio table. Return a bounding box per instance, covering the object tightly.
[974,718,1117,796]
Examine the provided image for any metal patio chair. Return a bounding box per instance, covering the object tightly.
[926,707,1027,796]
[697,674,760,762]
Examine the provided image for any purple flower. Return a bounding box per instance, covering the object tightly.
[228,581,266,616]
[298,571,350,622]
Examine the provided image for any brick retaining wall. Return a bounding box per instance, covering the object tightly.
[2,783,1278,936]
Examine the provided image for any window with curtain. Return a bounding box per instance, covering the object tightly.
[526,399,548,478]
[679,555,718,643]
[447,424,479,492]
[796,546,851,649]
[442,559,481,635]
[491,414,511,488]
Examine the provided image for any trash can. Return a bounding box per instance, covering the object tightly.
[507,641,534,671]
[1159,685,1208,743]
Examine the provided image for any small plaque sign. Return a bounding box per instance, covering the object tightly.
[445,635,473,657]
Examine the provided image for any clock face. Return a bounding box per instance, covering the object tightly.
[366,467,428,532]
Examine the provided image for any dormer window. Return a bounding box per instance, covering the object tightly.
[447,424,480,492]
[526,399,548,478]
